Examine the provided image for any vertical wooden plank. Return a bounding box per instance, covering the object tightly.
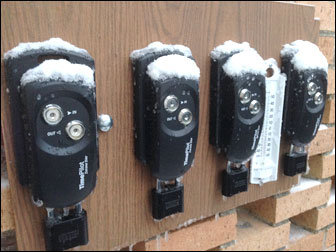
[1,1,319,250]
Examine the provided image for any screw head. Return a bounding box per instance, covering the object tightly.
[98,114,113,132]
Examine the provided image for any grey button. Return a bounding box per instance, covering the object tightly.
[42,104,63,125]
[178,108,192,125]
[65,120,85,140]
[239,89,251,104]
[314,92,323,105]
[307,82,317,96]
[249,100,261,115]
[164,95,179,113]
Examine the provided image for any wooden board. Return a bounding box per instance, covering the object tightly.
[1,1,320,250]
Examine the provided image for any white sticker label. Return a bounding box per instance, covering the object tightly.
[183,138,193,166]
[79,155,89,190]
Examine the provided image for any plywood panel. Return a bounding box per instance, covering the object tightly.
[1,1,319,250]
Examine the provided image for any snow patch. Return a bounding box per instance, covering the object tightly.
[4,37,91,60]
[146,54,200,81]
[289,223,310,242]
[222,49,266,77]
[327,188,335,206]
[280,40,328,73]
[130,41,192,61]
[21,59,94,87]
[1,178,9,189]
[290,177,321,194]
[210,40,251,59]
[318,124,328,131]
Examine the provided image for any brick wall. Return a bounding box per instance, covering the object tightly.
[1,1,335,251]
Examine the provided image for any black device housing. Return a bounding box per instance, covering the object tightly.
[4,49,95,185]
[4,49,98,208]
[20,80,98,208]
[45,209,88,251]
[281,56,328,147]
[209,53,266,163]
[152,185,184,220]
[132,51,199,181]
[222,165,249,197]
[283,153,307,176]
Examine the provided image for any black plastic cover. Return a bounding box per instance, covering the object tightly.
[45,209,88,251]
[222,165,249,197]
[281,56,327,146]
[283,152,307,176]
[4,49,94,185]
[20,80,98,208]
[152,185,184,220]
[132,52,199,181]
[210,54,265,163]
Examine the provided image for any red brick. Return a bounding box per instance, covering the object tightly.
[325,225,335,248]
[309,127,335,156]
[322,98,335,124]
[328,68,335,95]
[220,209,290,251]
[319,36,335,65]
[291,190,335,231]
[308,152,335,179]
[134,211,237,251]
[325,245,335,251]
[297,1,335,31]
[245,179,331,225]
[286,223,324,251]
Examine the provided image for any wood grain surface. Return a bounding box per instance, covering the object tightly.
[1,1,319,250]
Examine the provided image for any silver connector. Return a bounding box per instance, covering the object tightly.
[65,120,85,140]
[178,108,193,125]
[249,100,261,115]
[239,89,252,104]
[42,104,63,125]
[164,95,179,113]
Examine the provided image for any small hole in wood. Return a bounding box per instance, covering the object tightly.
[266,67,274,78]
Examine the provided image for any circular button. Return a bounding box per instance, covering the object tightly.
[65,120,85,140]
[314,92,323,105]
[239,89,252,104]
[307,82,317,96]
[164,95,179,113]
[42,104,63,125]
[249,100,261,115]
[178,108,193,126]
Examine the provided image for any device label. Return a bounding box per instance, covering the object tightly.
[251,125,261,150]
[184,138,193,166]
[79,155,89,190]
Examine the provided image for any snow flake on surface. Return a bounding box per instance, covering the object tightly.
[130,41,192,61]
[146,54,200,82]
[289,177,321,194]
[210,40,251,59]
[280,40,328,73]
[222,49,266,77]
[4,37,91,60]
[20,59,94,87]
